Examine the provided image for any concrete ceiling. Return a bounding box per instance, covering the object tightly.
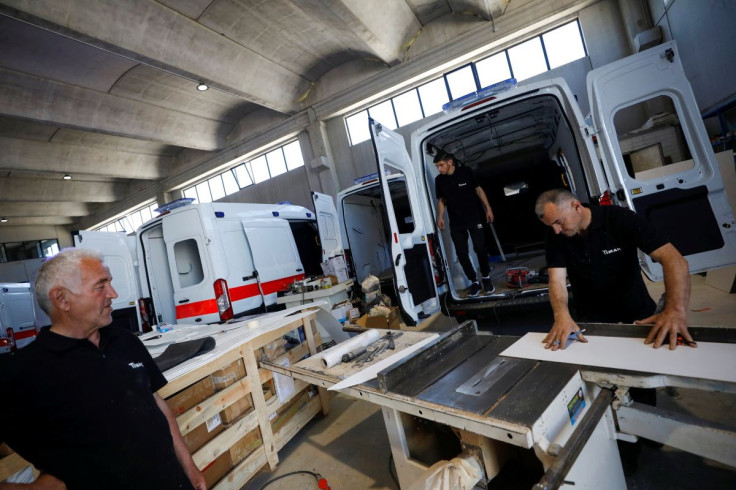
[0,0,515,231]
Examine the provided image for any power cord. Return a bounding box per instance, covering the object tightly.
[258,470,330,490]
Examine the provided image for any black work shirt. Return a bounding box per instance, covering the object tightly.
[545,206,668,323]
[0,326,193,490]
[435,165,484,230]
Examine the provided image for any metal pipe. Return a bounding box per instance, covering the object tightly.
[534,387,615,490]
[489,222,505,261]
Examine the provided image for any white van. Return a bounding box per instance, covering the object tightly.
[331,41,735,325]
[0,283,38,353]
[77,200,329,330]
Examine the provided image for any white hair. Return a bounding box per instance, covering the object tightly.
[34,248,105,315]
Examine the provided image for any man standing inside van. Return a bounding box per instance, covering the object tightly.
[435,151,495,297]
[534,188,694,351]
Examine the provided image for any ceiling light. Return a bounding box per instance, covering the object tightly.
[63,174,72,180]
[197,83,209,91]
[0,218,7,223]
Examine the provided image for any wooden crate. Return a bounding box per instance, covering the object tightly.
[158,311,329,490]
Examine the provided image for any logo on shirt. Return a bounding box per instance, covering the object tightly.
[128,362,144,369]
[458,182,467,187]
[601,247,622,255]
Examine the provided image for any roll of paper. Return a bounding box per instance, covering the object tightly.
[321,329,380,368]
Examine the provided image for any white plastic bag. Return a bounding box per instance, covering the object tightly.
[361,274,381,293]
[408,452,484,490]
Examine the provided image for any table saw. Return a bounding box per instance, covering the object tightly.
[263,321,736,489]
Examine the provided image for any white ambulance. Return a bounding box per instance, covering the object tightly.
[76,200,333,330]
[0,283,38,354]
[324,41,735,325]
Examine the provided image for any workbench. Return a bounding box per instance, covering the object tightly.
[275,280,352,310]
[263,321,736,489]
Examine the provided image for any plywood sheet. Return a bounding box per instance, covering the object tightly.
[501,333,736,384]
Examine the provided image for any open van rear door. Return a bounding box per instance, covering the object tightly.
[370,118,440,325]
[74,230,143,331]
[588,41,736,280]
[312,191,344,263]
[241,218,305,300]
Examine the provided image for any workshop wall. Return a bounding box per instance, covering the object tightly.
[650,0,736,135]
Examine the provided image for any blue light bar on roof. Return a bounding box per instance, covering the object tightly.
[155,197,195,214]
[442,78,518,113]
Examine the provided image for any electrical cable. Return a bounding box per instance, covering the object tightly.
[258,470,329,490]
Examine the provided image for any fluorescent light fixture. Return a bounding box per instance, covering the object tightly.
[197,83,209,91]
[63,174,72,180]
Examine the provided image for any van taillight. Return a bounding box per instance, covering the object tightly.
[214,279,234,321]
[426,235,442,286]
[5,328,16,352]
[599,190,613,206]
[138,298,152,333]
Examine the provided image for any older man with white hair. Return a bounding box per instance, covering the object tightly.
[0,248,205,490]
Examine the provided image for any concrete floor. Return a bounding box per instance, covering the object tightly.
[244,274,736,489]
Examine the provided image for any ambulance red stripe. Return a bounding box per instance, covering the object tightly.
[175,273,305,320]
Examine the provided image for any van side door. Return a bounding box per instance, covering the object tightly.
[588,41,736,279]
[370,118,441,324]
[241,218,305,306]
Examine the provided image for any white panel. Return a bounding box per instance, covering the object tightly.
[501,333,736,384]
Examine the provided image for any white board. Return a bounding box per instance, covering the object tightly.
[501,333,736,384]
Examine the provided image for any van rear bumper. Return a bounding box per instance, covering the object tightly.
[442,290,553,325]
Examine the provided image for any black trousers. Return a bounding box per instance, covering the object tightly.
[450,224,490,283]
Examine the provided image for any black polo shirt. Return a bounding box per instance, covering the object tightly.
[545,206,668,323]
[435,165,484,230]
[0,326,193,490]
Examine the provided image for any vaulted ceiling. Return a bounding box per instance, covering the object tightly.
[0,0,523,231]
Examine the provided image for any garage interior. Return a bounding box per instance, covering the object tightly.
[1,0,735,489]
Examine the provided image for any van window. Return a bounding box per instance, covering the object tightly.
[173,239,205,288]
[614,95,694,180]
[389,180,415,234]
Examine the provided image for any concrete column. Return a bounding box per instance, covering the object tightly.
[303,109,340,198]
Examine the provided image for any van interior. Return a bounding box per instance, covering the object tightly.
[421,94,589,299]
[342,91,698,310]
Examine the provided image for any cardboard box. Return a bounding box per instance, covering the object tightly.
[321,255,348,276]
[228,427,263,466]
[355,307,400,329]
[220,393,254,424]
[183,413,224,452]
[166,376,215,415]
[330,300,351,323]
[269,388,315,434]
[334,267,349,283]
[202,451,233,488]
[260,338,287,361]
[210,359,246,391]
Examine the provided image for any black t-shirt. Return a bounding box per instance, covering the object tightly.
[545,206,668,323]
[0,326,193,490]
[435,165,484,230]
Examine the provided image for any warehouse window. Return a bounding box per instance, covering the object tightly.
[183,140,305,204]
[0,239,60,263]
[346,20,587,145]
[96,202,159,233]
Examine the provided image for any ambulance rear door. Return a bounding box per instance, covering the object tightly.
[588,41,736,280]
[370,118,440,324]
